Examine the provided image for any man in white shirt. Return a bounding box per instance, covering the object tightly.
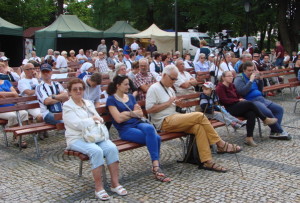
[95,52,109,73]
[18,63,42,122]
[146,64,242,173]
[45,49,55,61]
[130,40,139,53]
[125,52,136,72]
[76,49,88,64]
[29,51,41,63]
[53,51,68,73]
[35,64,68,125]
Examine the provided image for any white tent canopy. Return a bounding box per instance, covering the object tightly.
[125,24,182,53]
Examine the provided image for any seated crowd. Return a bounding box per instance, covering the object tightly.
[0,38,298,200]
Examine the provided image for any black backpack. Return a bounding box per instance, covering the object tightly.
[178,134,202,166]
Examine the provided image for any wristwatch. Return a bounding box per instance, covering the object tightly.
[52,95,56,99]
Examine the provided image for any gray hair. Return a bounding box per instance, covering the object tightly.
[61,51,67,55]
[198,53,206,59]
[113,63,126,77]
[54,51,60,55]
[139,58,148,65]
[241,53,252,59]
[162,64,179,75]
[175,59,184,66]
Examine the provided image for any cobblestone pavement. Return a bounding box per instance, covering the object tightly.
[1,89,300,203]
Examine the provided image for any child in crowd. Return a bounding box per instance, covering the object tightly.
[200,82,246,129]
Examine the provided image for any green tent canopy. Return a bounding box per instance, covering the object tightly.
[35,15,103,56]
[0,17,23,36]
[103,21,139,38]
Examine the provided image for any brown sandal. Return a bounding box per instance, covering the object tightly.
[217,142,242,154]
[152,166,172,182]
[199,161,227,173]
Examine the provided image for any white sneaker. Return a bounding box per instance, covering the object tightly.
[269,131,292,140]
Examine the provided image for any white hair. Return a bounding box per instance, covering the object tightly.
[139,58,148,64]
[113,63,126,78]
[162,64,179,75]
[199,53,206,59]
[175,59,183,66]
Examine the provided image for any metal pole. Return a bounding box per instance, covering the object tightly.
[175,0,178,51]
[246,12,249,48]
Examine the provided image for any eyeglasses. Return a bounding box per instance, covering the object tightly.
[200,57,205,59]
[72,87,84,92]
[253,55,260,57]
[24,68,35,71]
[168,75,178,81]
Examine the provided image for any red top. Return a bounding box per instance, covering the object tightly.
[216,82,241,106]
[275,45,285,58]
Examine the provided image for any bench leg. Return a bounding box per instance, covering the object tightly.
[19,136,22,151]
[33,133,41,158]
[257,118,262,139]
[1,125,8,147]
[294,100,300,113]
[78,160,83,177]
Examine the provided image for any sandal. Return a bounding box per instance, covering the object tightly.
[217,142,242,154]
[152,166,172,182]
[14,141,27,149]
[111,185,127,196]
[199,161,227,173]
[95,189,110,201]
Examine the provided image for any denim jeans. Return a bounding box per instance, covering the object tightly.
[275,58,284,67]
[69,139,119,170]
[119,122,161,161]
[44,112,63,125]
[252,97,284,133]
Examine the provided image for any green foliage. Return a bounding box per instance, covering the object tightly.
[64,0,94,26]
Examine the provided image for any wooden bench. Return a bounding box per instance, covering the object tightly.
[261,68,295,96]
[0,96,56,157]
[55,102,187,176]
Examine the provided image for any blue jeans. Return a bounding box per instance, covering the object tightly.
[275,58,284,67]
[252,97,284,133]
[69,139,119,170]
[44,112,63,125]
[119,122,161,161]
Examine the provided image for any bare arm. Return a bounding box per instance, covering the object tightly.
[23,89,36,96]
[0,86,18,98]
[108,105,139,123]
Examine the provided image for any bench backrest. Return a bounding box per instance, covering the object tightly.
[0,96,39,113]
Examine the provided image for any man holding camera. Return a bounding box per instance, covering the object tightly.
[146,64,242,173]
[234,61,291,140]
[36,64,68,125]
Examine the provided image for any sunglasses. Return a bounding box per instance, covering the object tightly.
[24,68,35,71]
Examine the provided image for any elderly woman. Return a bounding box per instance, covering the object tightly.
[216,71,278,147]
[112,63,138,97]
[68,50,78,63]
[92,51,99,61]
[0,62,20,82]
[106,75,171,182]
[63,78,127,200]
[77,62,96,79]
[194,53,209,72]
[0,78,28,147]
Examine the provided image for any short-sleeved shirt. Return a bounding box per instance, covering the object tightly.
[17,78,39,104]
[133,72,156,101]
[95,58,109,73]
[35,81,66,118]
[55,55,68,68]
[174,71,194,94]
[106,94,140,132]
[0,80,14,107]
[146,82,177,130]
[83,75,101,104]
[194,61,209,72]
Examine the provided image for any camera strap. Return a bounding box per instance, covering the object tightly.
[159,81,174,98]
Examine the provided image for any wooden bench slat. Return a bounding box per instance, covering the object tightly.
[0,96,38,105]
[5,122,49,132]
[0,103,40,113]
[14,124,56,136]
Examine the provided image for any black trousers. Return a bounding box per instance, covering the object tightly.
[226,101,266,137]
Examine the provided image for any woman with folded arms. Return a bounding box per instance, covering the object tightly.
[63,78,127,201]
[106,75,171,182]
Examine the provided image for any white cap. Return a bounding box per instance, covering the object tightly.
[0,56,9,61]
[22,59,29,65]
[203,81,215,90]
[209,54,215,57]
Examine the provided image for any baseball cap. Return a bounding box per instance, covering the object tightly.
[118,48,123,51]
[22,59,29,65]
[203,82,215,90]
[40,63,52,71]
[0,56,9,61]
[209,54,215,57]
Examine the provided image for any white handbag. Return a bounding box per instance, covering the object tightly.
[82,121,109,143]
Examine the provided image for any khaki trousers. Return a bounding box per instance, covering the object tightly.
[161,112,221,163]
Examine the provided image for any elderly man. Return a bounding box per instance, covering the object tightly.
[174,59,197,95]
[29,51,41,63]
[97,39,107,53]
[130,39,139,53]
[133,58,156,101]
[35,64,68,125]
[146,65,242,173]
[233,53,252,73]
[146,39,157,55]
[76,49,88,64]
[95,52,109,73]
[234,61,291,140]
[53,51,68,73]
[45,49,54,61]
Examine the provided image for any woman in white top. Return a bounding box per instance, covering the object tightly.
[63,78,127,200]
[219,53,236,78]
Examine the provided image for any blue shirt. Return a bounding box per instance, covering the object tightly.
[242,73,263,101]
[135,55,144,61]
[234,60,242,73]
[106,94,140,131]
[123,45,130,55]
[194,61,209,72]
[77,72,92,80]
[0,80,14,107]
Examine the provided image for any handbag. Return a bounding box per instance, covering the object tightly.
[114,94,152,125]
[82,120,109,143]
